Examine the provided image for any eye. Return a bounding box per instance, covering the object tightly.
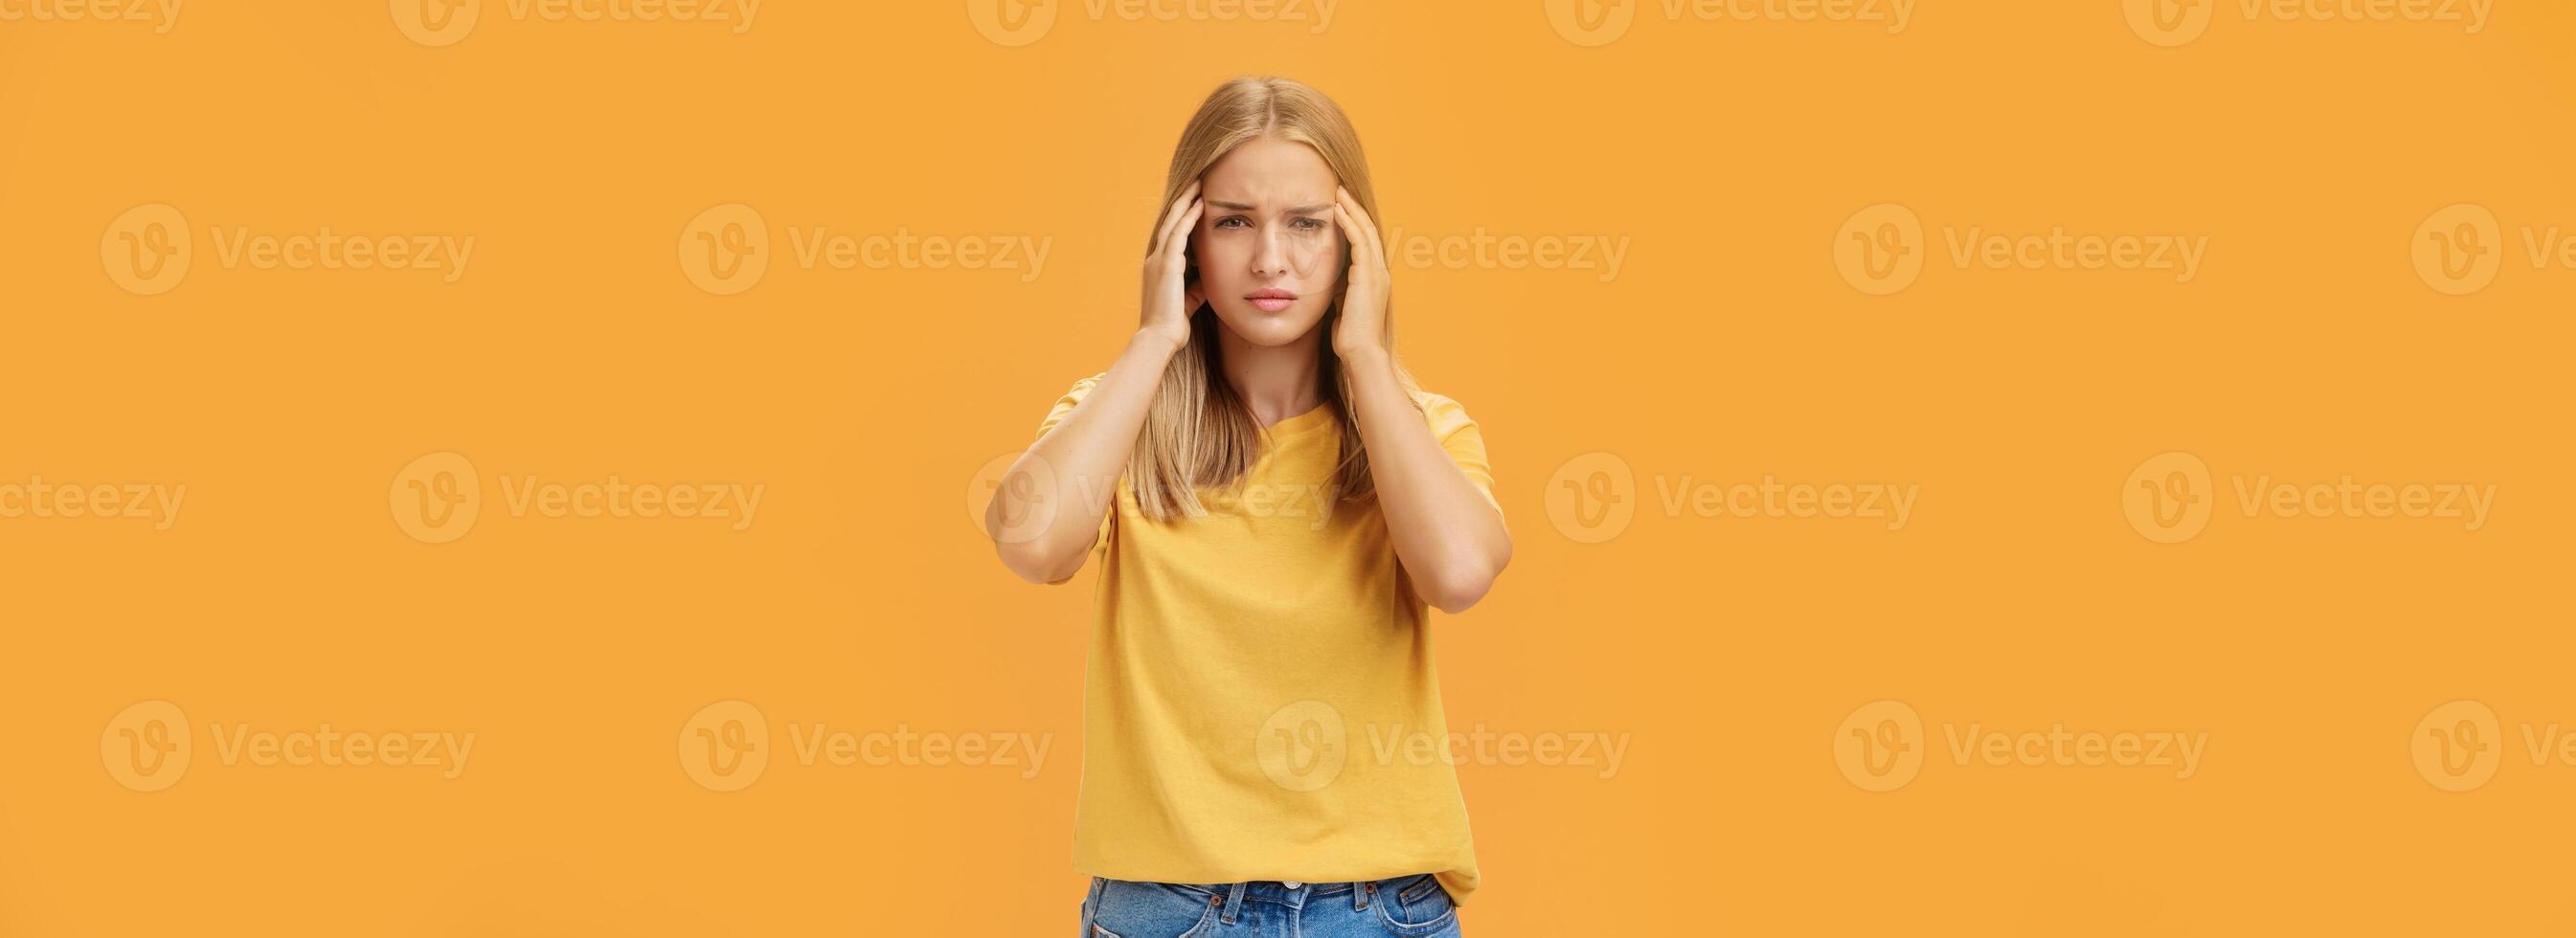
[1214,216,1250,229]
[1291,217,1326,232]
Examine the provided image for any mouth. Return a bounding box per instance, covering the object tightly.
[1246,289,1299,313]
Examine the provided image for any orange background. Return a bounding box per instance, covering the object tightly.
[5,1,2573,934]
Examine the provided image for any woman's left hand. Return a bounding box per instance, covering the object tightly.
[1331,186,1391,359]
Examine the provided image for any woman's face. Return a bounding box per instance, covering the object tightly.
[1189,136,1347,347]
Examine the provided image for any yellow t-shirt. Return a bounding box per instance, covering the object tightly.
[1037,373,1495,906]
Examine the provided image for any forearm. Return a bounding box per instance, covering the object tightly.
[988,329,1181,581]
[1342,347,1512,612]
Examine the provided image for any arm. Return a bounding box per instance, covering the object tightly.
[1333,188,1514,614]
[985,181,1204,584]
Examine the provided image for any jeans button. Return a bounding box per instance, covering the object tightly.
[1282,881,1302,889]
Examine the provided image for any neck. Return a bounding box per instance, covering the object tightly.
[1213,322,1328,428]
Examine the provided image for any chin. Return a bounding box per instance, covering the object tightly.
[1209,302,1327,347]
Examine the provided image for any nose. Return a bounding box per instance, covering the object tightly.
[1253,227,1289,278]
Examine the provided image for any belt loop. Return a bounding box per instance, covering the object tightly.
[1354,877,1373,912]
[1221,882,1247,925]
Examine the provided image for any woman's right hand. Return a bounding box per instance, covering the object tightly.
[1140,179,1204,350]
[989,182,1205,584]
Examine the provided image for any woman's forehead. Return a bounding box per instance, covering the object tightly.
[1205,138,1335,201]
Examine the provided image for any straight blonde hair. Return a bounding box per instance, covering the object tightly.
[1132,76,1423,522]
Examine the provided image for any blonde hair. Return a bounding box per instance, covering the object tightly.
[1132,76,1423,522]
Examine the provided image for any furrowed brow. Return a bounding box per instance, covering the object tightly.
[1204,200,1333,214]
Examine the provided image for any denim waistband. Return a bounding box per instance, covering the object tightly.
[1164,873,1435,916]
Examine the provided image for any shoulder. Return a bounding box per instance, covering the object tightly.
[1409,388,1480,438]
[1060,371,1108,400]
[1037,371,1110,433]
[1049,371,1110,411]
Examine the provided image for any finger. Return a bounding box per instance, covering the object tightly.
[1331,203,1369,271]
[1153,197,1199,269]
[1153,180,1204,256]
[1164,197,1204,273]
[1336,186,1385,265]
[1332,204,1383,283]
[1153,190,1194,257]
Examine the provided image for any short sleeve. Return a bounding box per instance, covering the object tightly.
[1034,373,1116,566]
[1034,373,1104,438]
[1417,391,1502,519]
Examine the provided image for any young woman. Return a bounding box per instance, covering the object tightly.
[987,76,1509,938]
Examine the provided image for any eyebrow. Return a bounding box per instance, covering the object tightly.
[1207,199,1333,214]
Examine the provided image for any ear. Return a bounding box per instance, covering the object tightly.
[1185,279,1206,313]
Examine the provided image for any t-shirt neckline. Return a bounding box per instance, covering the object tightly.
[1261,400,1337,439]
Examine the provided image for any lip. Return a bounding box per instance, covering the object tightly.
[1246,289,1298,312]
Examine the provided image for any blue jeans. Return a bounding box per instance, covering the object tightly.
[1080,875,1462,937]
